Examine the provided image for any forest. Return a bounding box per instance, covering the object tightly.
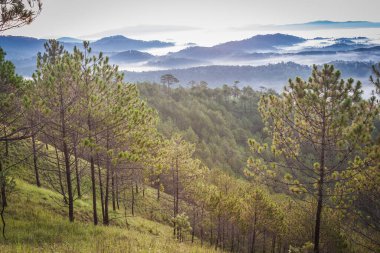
[1,1,380,253]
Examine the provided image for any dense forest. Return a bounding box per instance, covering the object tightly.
[1,1,380,253]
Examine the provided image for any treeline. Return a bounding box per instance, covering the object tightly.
[124,61,374,88]
[1,40,380,253]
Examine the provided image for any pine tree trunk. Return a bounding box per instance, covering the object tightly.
[230,224,235,253]
[131,183,135,216]
[88,115,98,225]
[271,234,276,253]
[115,172,120,210]
[200,206,204,246]
[112,167,116,211]
[62,140,74,222]
[191,207,196,243]
[103,130,110,225]
[175,157,179,217]
[262,229,266,253]
[314,111,326,253]
[157,175,160,201]
[31,133,41,187]
[73,142,81,198]
[250,211,257,253]
[0,159,6,239]
[97,161,105,222]
[2,128,8,208]
[104,153,111,225]
[59,84,74,222]
[55,146,67,204]
[172,164,176,236]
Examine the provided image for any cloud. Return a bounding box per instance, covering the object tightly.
[82,25,201,39]
[230,21,380,32]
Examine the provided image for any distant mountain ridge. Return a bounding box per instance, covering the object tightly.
[57,37,83,43]
[282,20,380,29]
[91,35,174,52]
[1,33,379,82]
[214,33,306,51]
[0,35,174,59]
[110,50,154,63]
[124,61,374,88]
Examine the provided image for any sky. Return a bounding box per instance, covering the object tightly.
[4,0,380,46]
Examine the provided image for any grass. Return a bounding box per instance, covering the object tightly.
[0,178,217,252]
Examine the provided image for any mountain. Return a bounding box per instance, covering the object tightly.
[2,34,379,79]
[213,33,306,52]
[124,61,374,88]
[110,50,154,63]
[319,43,370,51]
[0,36,46,58]
[168,46,231,60]
[284,20,380,29]
[145,56,208,68]
[57,37,83,43]
[352,46,380,52]
[0,35,175,59]
[91,35,174,52]
[124,62,311,87]
[166,34,306,61]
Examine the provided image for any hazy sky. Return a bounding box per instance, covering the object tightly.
[5,0,380,45]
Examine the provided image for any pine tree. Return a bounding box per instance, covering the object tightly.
[247,64,378,253]
[0,0,42,32]
[34,40,78,222]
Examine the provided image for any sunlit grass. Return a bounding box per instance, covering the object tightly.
[0,178,216,252]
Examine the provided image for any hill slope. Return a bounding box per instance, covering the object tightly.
[0,175,214,253]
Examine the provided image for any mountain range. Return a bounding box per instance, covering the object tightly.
[284,20,380,29]
[1,30,379,89]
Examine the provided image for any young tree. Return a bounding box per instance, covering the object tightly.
[247,65,377,253]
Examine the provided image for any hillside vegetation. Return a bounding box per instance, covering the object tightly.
[1,40,380,253]
[0,178,213,253]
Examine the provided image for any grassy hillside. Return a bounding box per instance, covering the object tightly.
[0,177,215,253]
[0,140,215,253]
